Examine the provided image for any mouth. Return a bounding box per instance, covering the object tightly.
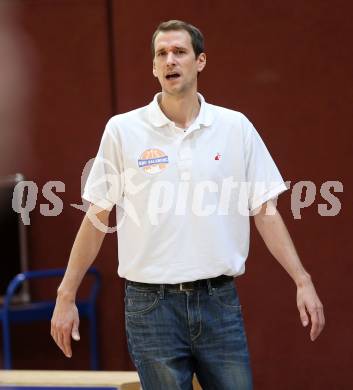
[165,72,181,80]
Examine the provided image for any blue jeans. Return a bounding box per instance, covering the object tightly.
[125,279,253,390]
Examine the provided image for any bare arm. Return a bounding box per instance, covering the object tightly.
[253,200,325,341]
[51,204,110,357]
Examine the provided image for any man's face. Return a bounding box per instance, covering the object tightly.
[152,30,206,96]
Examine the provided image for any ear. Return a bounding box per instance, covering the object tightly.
[152,60,157,77]
[197,53,206,73]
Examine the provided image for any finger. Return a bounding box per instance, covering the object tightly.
[50,324,58,348]
[56,324,71,357]
[50,321,56,342]
[71,319,80,341]
[311,304,325,341]
[55,328,64,355]
[51,321,62,351]
[309,309,320,341]
[298,303,309,327]
[317,307,325,335]
[320,307,325,327]
[57,328,68,356]
[51,316,63,351]
[62,327,73,357]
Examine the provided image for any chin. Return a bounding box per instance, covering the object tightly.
[162,86,182,96]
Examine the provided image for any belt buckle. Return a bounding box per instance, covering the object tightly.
[179,282,193,291]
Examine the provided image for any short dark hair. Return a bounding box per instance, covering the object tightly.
[151,20,204,58]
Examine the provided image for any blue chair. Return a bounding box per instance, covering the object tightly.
[0,267,101,369]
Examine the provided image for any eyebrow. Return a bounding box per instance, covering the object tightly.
[155,46,188,54]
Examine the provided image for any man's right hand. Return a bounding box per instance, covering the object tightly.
[50,204,109,358]
[50,296,80,358]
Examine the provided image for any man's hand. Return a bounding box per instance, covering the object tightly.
[49,204,109,358]
[254,201,325,341]
[50,295,80,358]
[296,277,325,341]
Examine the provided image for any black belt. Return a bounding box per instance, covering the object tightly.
[126,274,233,291]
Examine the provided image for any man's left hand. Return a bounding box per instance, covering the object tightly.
[297,278,325,341]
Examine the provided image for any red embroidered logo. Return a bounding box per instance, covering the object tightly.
[214,153,221,160]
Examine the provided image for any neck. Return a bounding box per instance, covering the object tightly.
[159,89,200,129]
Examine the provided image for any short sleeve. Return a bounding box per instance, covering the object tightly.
[82,119,124,211]
[242,115,288,211]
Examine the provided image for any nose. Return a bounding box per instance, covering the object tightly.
[166,52,176,66]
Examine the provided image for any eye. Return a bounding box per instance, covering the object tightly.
[157,51,166,57]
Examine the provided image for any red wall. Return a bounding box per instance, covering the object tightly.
[2,0,352,388]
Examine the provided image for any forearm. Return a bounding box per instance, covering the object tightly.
[57,205,110,301]
[253,202,311,287]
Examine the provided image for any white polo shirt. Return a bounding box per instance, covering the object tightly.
[83,93,287,283]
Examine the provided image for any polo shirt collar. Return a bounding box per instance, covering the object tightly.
[148,92,214,128]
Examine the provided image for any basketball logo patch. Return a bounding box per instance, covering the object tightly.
[138,148,169,174]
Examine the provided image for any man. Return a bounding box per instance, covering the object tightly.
[51,20,325,389]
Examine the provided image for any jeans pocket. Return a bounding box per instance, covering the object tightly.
[213,283,242,310]
[125,286,160,316]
